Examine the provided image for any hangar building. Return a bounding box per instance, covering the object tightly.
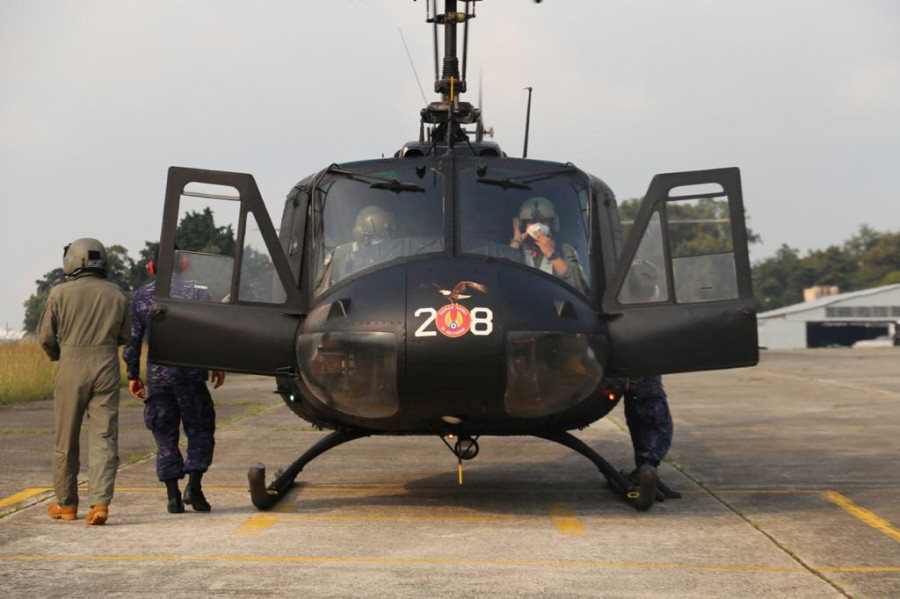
[757,283,900,349]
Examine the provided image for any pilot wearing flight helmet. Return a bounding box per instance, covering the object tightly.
[322,205,398,288]
[509,197,588,294]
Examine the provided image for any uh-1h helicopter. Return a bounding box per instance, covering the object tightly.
[149,0,758,512]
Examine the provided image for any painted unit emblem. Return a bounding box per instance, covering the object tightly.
[436,304,471,338]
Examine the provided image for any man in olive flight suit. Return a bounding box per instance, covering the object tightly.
[38,238,131,525]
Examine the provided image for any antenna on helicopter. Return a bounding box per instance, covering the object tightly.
[523,86,533,158]
[399,27,429,106]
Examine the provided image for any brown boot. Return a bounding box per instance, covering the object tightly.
[47,502,77,521]
[85,505,108,526]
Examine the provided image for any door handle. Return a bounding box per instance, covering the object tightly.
[150,304,169,321]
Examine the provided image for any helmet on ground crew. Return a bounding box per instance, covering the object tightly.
[63,238,108,277]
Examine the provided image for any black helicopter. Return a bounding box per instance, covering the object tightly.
[149,0,758,511]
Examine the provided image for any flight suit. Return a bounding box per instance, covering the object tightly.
[123,278,216,481]
[518,241,589,295]
[623,375,673,467]
[37,273,130,509]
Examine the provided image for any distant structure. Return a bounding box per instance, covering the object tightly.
[0,328,25,344]
[803,285,840,303]
[758,284,900,349]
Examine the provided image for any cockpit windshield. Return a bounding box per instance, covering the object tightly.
[458,163,592,295]
[313,165,444,294]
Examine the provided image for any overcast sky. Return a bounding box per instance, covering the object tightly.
[2,0,898,330]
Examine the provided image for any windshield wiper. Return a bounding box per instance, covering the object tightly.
[475,164,578,191]
[476,177,533,190]
[327,166,425,193]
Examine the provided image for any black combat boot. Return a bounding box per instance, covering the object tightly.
[630,463,659,512]
[165,479,184,514]
[183,470,211,512]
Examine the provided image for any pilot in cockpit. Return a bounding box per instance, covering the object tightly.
[509,197,588,294]
[321,205,397,289]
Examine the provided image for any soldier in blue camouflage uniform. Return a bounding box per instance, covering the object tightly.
[123,251,225,513]
[619,261,680,509]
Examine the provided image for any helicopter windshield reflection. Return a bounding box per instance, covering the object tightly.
[314,166,444,293]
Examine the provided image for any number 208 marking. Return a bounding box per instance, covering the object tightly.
[413,307,494,337]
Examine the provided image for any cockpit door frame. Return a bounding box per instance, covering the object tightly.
[149,167,302,376]
[601,167,758,376]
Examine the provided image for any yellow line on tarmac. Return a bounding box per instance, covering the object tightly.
[253,513,538,523]
[233,515,277,535]
[0,553,822,573]
[548,504,585,537]
[0,488,50,509]
[823,491,900,543]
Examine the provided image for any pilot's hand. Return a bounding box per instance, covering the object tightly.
[210,370,226,389]
[129,379,146,400]
[533,229,556,257]
[511,217,527,246]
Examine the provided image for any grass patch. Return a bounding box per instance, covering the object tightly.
[0,339,146,406]
[220,405,267,427]
[0,339,56,405]
[273,425,325,433]
[0,428,51,435]
[122,451,155,466]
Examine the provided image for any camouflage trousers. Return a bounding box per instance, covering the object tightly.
[623,374,673,468]
[143,383,216,481]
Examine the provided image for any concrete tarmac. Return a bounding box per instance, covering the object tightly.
[0,349,898,598]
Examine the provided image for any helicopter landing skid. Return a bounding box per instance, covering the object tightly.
[248,429,371,510]
[533,431,655,511]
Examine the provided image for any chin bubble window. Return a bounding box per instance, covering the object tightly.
[504,332,603,418]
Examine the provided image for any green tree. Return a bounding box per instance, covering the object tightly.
[859,232,900,287]
[752,244,810,311]
[105,244,136,292]
[22,268,67,333]
[175,208,236,255]
[127,241,159,290]
[618,197,760,254]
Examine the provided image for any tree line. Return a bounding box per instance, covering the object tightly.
[22,209,235,333]
[617,198,899,312]
[22,202,900,331]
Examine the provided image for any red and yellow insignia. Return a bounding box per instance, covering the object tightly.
[436,304,471,338]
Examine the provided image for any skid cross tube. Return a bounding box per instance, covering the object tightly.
[248,429,371,510]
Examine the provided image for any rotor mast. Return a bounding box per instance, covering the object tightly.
[421,0,480,146]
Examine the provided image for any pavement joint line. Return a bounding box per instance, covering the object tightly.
[764,370,900,398]
[3,553,897,573]
[823,491,900,543]
[664,459,852,598]
[1,553,858,573]
[6,485,889,502]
